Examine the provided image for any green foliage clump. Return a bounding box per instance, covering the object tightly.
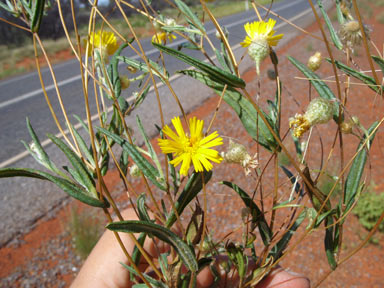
[353,190,384,233]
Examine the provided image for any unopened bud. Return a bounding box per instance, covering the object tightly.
[164,17,177,27]
[340,121,353,134]
[248,39,269,75]
[120,76,130,90]
[129,164,141,178]
[307,52,322,71]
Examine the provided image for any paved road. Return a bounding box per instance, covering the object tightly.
[0,0,331,246]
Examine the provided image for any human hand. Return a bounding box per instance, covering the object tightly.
[71,209,310,288]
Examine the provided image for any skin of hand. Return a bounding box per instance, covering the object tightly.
[71,209,310,288]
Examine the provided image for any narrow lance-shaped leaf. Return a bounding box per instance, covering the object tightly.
[180,69,279,152]
[153,42,246,88]
[174,0,205,32]
[221,181,272,246]
[166,171,212,228]
[0,168,109,208]
[344,121,379,212]
[372,55,384,75]
[317,0,343,49]
[137,193,152,222]
[47,134,96,196]
[120,262,168,288]
[268,210,306,259]
[136,115,163,181]
[31,0,45,32]
[97,127,167,191]
[326,58,382,94]
[70,124,96,168]
[107,220,198,272]
[288,56,341,122]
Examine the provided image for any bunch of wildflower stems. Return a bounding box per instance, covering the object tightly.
[0,0,383,287]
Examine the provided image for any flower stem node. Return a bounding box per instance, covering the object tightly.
[241,19,283,75]
[307,52,322,72]
[158,117,223,176]
[221,140,258,176]
[289,97,334,138]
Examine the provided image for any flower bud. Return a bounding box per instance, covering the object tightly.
[127,66,137,74]
[120,75,130,90]
[248,39,270,75]
[215,30,221,39]
[129,164,141,178]
[340,121,353,134]
[164,17,177,27]
[307,52,322,71]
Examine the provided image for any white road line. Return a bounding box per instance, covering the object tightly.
[0,1,325,168]
[0,0,303,110]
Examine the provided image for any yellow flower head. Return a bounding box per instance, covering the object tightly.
[152,32,177,44]
[240,19,283,74]
[240,19,283,48]
[85,30,119,58]
[158,117,223,176]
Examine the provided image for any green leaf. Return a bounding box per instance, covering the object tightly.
[288,56,341,121]
[166,171,212,228]
[47,134,96,196]
[137,193,152,222]
[120,262,168,288]
[97,127,167,191]
[335,0,346,24]
[180,70,279,152]
[136,115,163,180]
[221,181,272,246]
[324,217,337,270]
[344,121,379,211]
[280,166,302,195]
[23,118,57,172]
[317,0,343,49]
[174,0,205,32]
[0,168,108,208]
[327,59,382,94]
[70,124,96,168]
[153,42,246,89]
[269,210,306,259]
[372,55,384,75]
[130,232,146,281]
[117,56,168,81]
[108,220,198,272]
[30,0,45,32]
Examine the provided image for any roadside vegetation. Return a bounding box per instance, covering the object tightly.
[0,0,276,80]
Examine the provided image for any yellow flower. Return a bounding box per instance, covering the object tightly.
[158,117,223,176]
[240,19,283,48]
[241,19,283,74]
[85,30,118,58]
[152,32,177,44]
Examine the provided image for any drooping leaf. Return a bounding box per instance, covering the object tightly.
[137,193,152,222]
[166,171,212,228]
[221,181,272,246]
[180,69,280,152]
[108,220,198,272]
[0,168,108,208]
[97,127,167,191]
[153,42,245,88]
[327,59,382,94]
[344,121,379,211]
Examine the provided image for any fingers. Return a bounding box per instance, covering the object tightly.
[256,267,310,288]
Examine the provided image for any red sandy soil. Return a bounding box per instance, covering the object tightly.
[1,3,384,288]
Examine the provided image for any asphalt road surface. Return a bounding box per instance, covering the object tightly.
[0,0,331,246]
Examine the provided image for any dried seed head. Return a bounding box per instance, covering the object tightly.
[307,52,322,71]
[339,20,371,48]
[290,98,334,138]
[222,140,258,176]
[120,76,130,90]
